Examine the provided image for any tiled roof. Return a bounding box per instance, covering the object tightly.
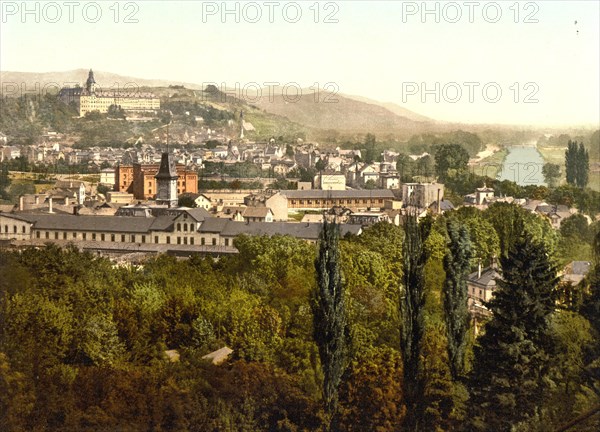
[280,189,394,200]
[212,220,362,240]
[4,213,173,233]
[243,207,272,218]
[467,266,501,287]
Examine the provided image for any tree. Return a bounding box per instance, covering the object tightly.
[364,179,377,190]
[576,142,589,188]
[364,133,377,164]
[565,141,577,186]
[400,210,429,430]
[336,347,406,431]
[565,140,589,188]
[559,213,590,242]
[434,144,470,181]
[312,219,349,421]
[469,220,559,431]
[542,163,561,188]
[443,219,473,380]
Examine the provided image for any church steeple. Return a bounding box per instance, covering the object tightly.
[155,152,179,207]
[85,69,96,94]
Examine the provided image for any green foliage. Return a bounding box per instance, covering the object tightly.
[400,211,429,430]
[448,207,500,268]
[312,220,349,418]
[336,347,406,431]
[542,162,561,188]
[469,222,559,431]
[434,143,470,181]
[484,202,558,259]
[443,219,473,380]
[178,194,198,208]
[565,140,590,188]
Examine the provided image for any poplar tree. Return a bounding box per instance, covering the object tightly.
[469,220,559,431]
[565,140,577,186]
[400,210,428,430]
[312,219,348,420]
[576,142,589,188]
[443,219,473,380]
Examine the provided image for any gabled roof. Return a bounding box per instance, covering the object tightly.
[242,207,273,218]
[467,265,501,288]
[176,207,211,222]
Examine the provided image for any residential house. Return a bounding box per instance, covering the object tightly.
[242,207,274,223]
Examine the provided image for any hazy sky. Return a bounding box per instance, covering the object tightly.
[1,0,599,126]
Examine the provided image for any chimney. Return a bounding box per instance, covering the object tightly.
[48,197,53,214]
[35,195,39,205]
[478,259,482,279]
[65,196,69,206]
[19,196,24,211]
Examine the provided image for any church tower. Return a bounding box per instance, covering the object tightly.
[85,69,97,94]
[155,152,179,207]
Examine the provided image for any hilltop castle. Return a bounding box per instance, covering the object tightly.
[59,69,160,116]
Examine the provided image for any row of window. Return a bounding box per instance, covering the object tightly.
[290,199,385,205]
[31,230,233,247]
[2,225,27,234]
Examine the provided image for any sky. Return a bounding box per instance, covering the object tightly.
[1,0,599,127]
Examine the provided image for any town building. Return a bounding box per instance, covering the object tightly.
[466,262,501,307]
[115,162,198,200]
[314,171,346,190]
[402,182,444,209]
[0,211,361,255]
[280,189,396,212]
[59,70,160,117]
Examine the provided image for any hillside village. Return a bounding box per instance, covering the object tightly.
[1,68,600,432]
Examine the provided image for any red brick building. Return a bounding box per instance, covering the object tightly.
[115,163,198,200]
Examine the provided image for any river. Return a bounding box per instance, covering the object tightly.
[497,145,546,186]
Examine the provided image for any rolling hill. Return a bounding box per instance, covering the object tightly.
[1,69,438,138]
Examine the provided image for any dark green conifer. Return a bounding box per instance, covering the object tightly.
[443,219,473,380]
[400,210,428,430]
[469,220,559,431]
[312,218,348,420]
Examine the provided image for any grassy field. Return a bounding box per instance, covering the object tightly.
[537,145,566,166]
[470,148,509,180]
[537,145,600,191]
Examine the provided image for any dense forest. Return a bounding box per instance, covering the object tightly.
[1,203,599,431]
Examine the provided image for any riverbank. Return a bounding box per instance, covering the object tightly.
[470,147,508,180]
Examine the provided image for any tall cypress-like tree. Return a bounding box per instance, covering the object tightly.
[443,219,473,380]
[469,220,558,431]
[565,140,577,186]
[400,210,428,430]
[312,219,348,420]
[576,142,589,188]
[565,140,589,188]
